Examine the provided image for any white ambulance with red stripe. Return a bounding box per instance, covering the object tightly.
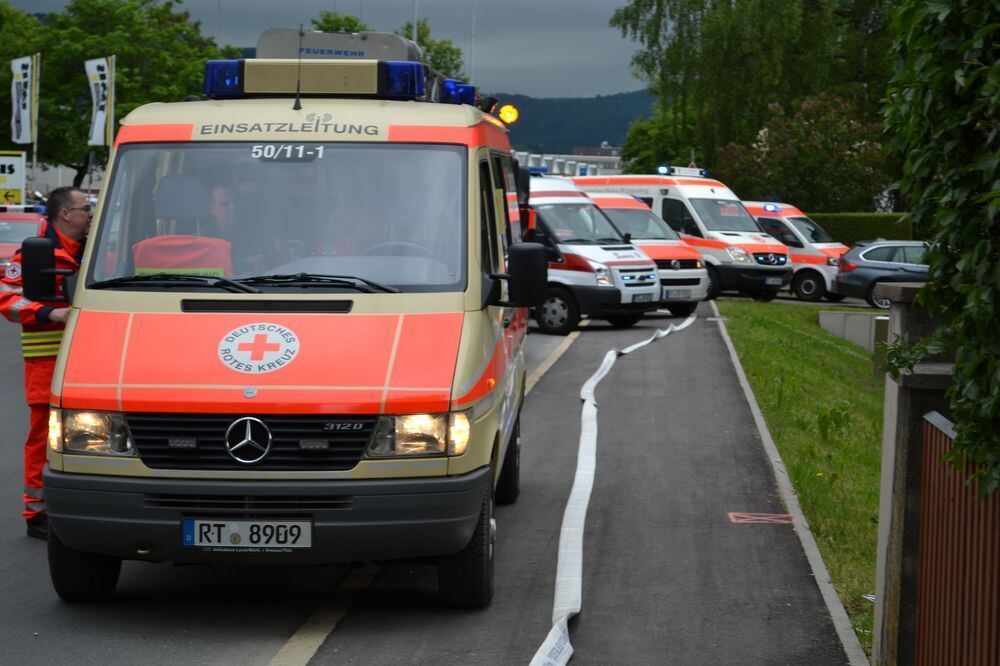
[742,201,850,302]
[526,177,659,334]
[573,168,793,299]
[22,29,550,608]
[585,192,709,317]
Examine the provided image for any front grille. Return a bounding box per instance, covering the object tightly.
[127,413,376,470]
[660,278,701,286]
[654,259,700,270]
[144,494,352,512]
[617,268,657,287]
[753,252,787,266]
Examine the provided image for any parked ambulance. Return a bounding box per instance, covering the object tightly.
[742,201,850,302]
[24,28,548,608]
[573,168,792,300]
[586,192,709,317]
[527,177,659,334]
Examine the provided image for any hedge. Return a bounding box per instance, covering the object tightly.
[806,212,912,247]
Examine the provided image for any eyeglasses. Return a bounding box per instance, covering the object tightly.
[65,205,93,213]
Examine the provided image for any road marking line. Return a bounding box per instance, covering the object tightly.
[525,321,588,396]
[710,300,868,665]
[530,315,696,666]
[267,563,380,666]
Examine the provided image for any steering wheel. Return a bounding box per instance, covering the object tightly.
[361,241,437,259]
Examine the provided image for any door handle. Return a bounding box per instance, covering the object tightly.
[503,315,513,329]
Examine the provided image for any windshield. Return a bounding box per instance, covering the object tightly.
[787,216,835,243]
[534,203,624,243]
[89,142,466,293]
[601,208,679,240]
[0,220,40,243]
[689,198,760,232]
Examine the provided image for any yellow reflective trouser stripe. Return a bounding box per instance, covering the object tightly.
[22,330,64,357]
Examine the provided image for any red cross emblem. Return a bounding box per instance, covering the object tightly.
[238,334,281,361]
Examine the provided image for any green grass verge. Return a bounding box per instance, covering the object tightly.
[716,299,883,654]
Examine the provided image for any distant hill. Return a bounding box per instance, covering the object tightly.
[488,89,655,154]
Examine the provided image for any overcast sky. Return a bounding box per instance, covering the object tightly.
[13,0,647,98]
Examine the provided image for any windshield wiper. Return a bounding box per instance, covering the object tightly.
[596,237,627,244]
[239,273,399,293]
[89,273,261,293]
[559,238,602,245]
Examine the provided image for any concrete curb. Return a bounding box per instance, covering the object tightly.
[710,301,870,666]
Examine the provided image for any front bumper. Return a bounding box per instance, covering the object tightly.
[569,285,658,317]
[832,274,868,299]
[44,465,491,564]
[716,265,792,293]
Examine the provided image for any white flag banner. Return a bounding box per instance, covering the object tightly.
[85,57,113,146]
[10,56,34,144]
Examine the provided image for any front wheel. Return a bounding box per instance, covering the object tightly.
[48,527,122,602]
[792,271,826,302]
[605,314,642,328]
[705,265,722,300]
[438,493,495,608]
[666,302,697,317]
[535,287,580,335]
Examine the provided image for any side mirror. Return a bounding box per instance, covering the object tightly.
[21,237,72,303]
[498,242,547,308]
[622,232,632,244]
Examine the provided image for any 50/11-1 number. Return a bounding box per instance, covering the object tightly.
[250,144,324,159]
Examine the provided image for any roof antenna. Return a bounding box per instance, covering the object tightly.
[293,24,304,110]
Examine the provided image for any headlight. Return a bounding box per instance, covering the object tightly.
[366,412,471,458]
[725,246,752,263]
[589,261,614,287]
[695,259,703,268]
[50,409,135,456]
[827,256,839,266]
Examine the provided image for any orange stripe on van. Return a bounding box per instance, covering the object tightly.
[385,390,451,413]
[674,178,727,187]
[119,387,384,414]
[60,385,119,412]
[635,243,702,261]
[389,313,463,389]
[388,122,510,150]
[591,196,648,209]
[114,124,194,147]
[452,338,504,408]
[682,236,729,250]
[573,176,678,186]
[62,310,131,385]
[791,253,827,265]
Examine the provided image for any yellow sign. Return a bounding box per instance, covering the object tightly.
[0,151,25,204]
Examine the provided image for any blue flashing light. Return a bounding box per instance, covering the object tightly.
[527,166,550,175]
[657,165,671,175]
[699,168,710,177]
[203,60,243,98]
[763,202,781,213]
[440,78,477,105]
[382,61,425,99]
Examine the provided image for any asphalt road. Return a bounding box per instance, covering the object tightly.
[0,305,848,665]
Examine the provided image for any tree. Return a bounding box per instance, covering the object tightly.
[395,19,464,80]
[0,4,44,161]
[8,0,237,187]
[882,0,1000,493]
[620,101,699,173]
[714,94,887,211]
[311,11,369,33]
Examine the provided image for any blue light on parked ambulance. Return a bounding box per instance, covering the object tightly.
[657,165,671,175]
[382,61,425,98]
[764,203,781,213]
[441,79,476,105]
[203,60,242,97]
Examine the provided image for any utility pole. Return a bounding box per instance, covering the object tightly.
[215,0,221,42]
[469,0,477,82]
[412,0,418,43]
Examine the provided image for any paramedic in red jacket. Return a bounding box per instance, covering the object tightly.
[0,187,91,539]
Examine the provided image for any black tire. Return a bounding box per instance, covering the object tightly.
[866,282,891,309]
[495,419,520,505]
[438,492,495,608]
[825,292,847,302]
[535,287,580,335]
[48,527,121,602]
[751,290,778,302]
[666,302,697,317]
[705,265,722,300]
[792,270,826,302]
[605,314,642,328]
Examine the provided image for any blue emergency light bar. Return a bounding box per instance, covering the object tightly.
[656,165,711,178]
[763,202,781,213]
[203,59,477,104]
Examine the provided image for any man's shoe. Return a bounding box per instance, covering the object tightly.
[26,514,48,540]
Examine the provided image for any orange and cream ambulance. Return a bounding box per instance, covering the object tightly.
[22,28,547,607]
[585,192,708,317]
[527,177,659,334]
[743,201,850,302]
[573,168,792,300]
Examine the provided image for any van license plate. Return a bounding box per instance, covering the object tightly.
[182,519,312,549]
[633,293,653,303]
[662,289,691,300]
[765,277,783,286]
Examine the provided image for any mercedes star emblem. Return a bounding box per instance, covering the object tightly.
[224,417,272,464]
[671,259,681,270]
[767,253,776,264]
